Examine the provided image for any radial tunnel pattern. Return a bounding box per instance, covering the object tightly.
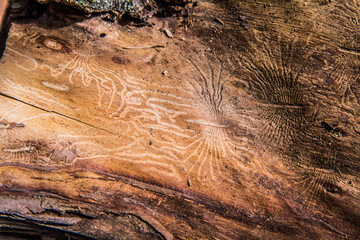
[0,25,254,185]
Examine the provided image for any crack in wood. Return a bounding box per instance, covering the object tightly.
[0,91,115,135]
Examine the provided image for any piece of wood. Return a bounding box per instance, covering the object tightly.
[0,0,360,239]
[0,0,9,29]
[0,0,10,58]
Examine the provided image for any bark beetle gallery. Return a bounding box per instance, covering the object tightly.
[0,0,359,239]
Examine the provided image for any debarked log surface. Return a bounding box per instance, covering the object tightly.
[0,0,360,239]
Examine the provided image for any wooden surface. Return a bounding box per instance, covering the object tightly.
[0,0,360,239]
[0,0,9,28]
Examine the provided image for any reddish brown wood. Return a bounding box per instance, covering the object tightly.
[0,1,359,239]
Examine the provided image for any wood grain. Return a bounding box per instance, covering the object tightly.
[0,0,359,239]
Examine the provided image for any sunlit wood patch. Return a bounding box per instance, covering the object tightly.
[0,18,260,192]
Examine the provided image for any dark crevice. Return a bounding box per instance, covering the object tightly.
[0,216,96,240]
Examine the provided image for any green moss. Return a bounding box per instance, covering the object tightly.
[57,0,155,19]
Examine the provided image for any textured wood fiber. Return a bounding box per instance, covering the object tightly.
[0,0,359,239]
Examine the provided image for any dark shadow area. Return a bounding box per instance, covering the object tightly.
[0,216,96,240]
